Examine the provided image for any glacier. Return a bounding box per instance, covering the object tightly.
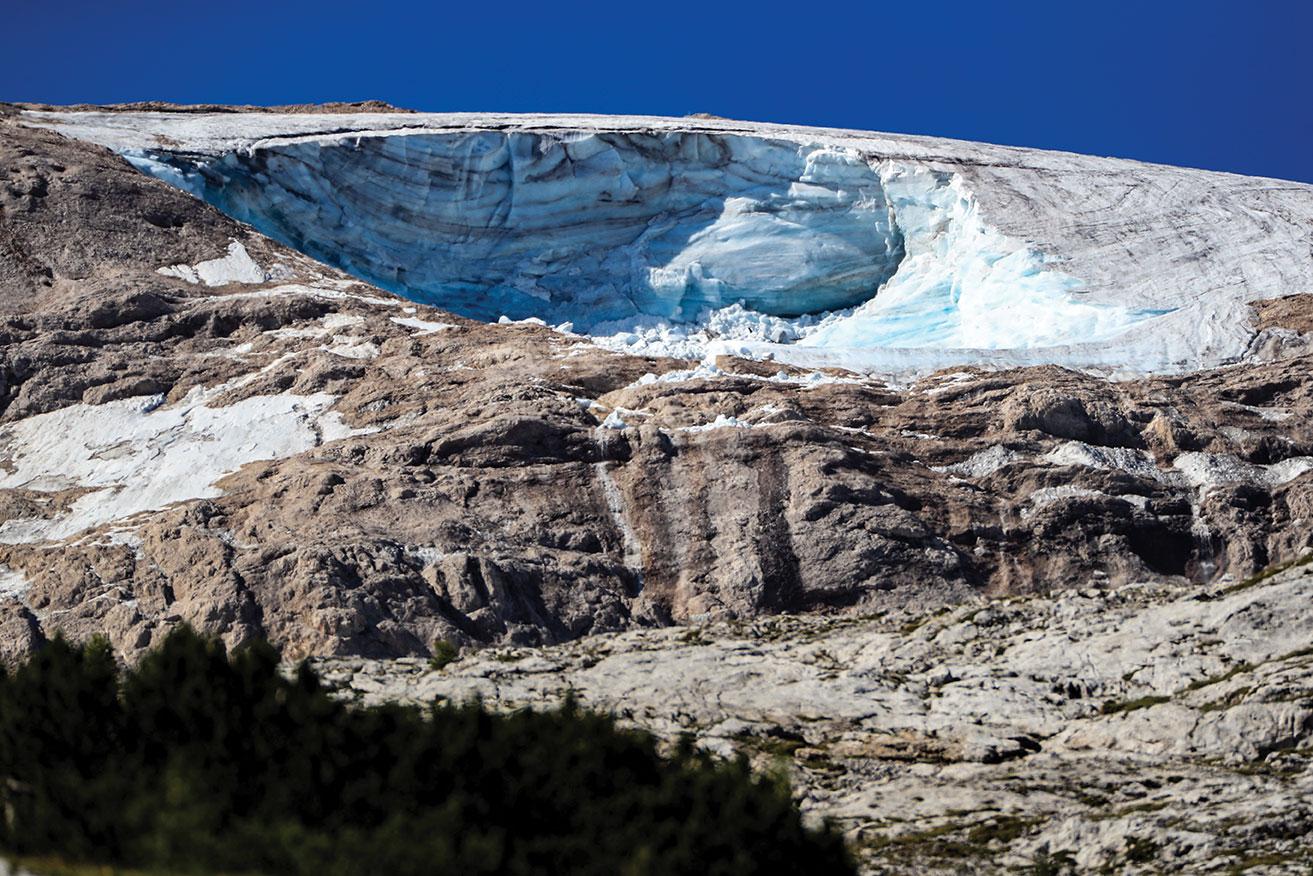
[24,111,1313,375]
[122,129,1158,355]
[133,131,908,326]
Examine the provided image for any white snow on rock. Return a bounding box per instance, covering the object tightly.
[1042,441,1166,481]
[322,337,381,359]
[675,414,755,433]
[0,565,30,601]
[25,110,1313,376]
[0,387,369,545]
[932,445,1026,478]
[1021,485,1109,517]
[158,240,269,286]
[1172,452,1313,490]
[390,316,455,335]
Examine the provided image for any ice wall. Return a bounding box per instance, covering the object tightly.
[29,109,1313,374]
[132,132,907,328]
[800,165,1164,351]
[121,124,1167,363]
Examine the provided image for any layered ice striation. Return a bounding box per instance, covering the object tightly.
[27,110,1313,374]
[126,129,1150,351]
[132,132,906,327]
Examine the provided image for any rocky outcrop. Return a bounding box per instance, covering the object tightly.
[0,114,1312,665]
[312,558,1313,875]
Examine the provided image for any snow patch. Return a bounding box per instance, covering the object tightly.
[405,546,449,567]
[676,414,756,433]
[321,313,365,330]
[0,386,373,545]
[1043,441,1164,481]
[1021,486,1109,518]
[934,445,1025,478]
[624,362,867,393]
[1172,453,1313,490]
[0,565,30,601]
[266,313,366,342]
[222,283,403,309]
[158,240,268,286]
[391,316,455,335]
[598,410,630,430]
[322,337,381,359]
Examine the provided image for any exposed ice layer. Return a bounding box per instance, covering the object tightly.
[127,130,1158,351]
[133,132,907,328]
[801,166,1164,350]
[28,111,1313,374]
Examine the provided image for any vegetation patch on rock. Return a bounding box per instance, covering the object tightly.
[0,628,853,876]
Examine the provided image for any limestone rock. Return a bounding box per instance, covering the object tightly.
[311,561,1313,875]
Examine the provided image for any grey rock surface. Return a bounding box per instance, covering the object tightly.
[311,559,1313,875]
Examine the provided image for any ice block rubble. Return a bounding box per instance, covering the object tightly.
[26,111,1313,376]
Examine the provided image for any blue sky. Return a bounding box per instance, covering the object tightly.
[4,0,1311,183]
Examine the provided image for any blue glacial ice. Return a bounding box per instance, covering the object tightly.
[125,129,1162,355]
[132,132,904,325]
[800,165,1167,351]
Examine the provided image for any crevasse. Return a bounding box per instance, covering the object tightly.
[126,130,1155,350]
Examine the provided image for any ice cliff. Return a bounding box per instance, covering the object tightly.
[142,132,909,325]
[26,111,1313,375]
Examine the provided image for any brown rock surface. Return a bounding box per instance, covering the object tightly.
[0,116,1312,663]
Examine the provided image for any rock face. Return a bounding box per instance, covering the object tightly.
[313,559,1313,875]
[0,110,1311,667]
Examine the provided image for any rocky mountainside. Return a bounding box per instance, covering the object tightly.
[3,102,1313,875]
[313,558,1313,874]
[0,111,1311,664]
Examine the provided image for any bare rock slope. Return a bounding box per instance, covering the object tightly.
[0,114,1311,666]
[315,558,1313,875]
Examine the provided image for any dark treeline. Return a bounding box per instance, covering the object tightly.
[0,628,854,876]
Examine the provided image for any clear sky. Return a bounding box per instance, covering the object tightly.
[4,0,1311,183]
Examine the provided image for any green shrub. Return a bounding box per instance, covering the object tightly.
[429,638,459,670]
[1026,849,1076,875]
[0,628,854,876]
[1100,695,1170,715]
[1124,837,1160,863]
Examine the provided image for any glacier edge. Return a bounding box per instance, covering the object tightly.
[24,110,1313,376]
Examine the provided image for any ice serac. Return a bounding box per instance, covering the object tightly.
[801,165,1161,350]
